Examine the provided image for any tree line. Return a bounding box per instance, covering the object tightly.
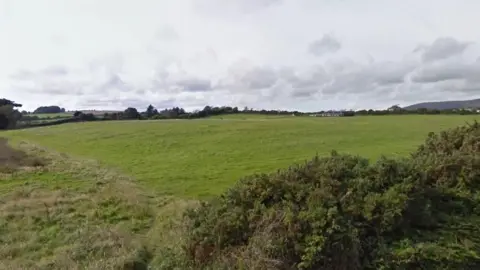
[1,97,480,130]
[31,105,66,114]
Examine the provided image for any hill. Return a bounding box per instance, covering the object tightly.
[403,98,480,110]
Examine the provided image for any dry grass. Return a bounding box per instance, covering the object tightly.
[0,138,46,174]
[0,139,194,269]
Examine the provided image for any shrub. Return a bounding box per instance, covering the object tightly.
[181,122,480,269]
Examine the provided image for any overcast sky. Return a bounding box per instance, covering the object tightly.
[2,0,480,111]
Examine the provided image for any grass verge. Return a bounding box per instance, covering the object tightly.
[0,139,192,269]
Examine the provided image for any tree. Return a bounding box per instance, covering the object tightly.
[124,107,140,119]
[145,104,158,118]
[33,105,65,114]
[387,104,402,111]
[0,98,22,129]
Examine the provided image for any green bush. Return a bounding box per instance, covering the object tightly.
[181,122,480,270]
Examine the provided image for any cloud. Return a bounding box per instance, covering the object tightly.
[308,34,341,57]
[3,1,480,111]
[176,78,212,92]
[77,96,177,111]
[217,61,279,92]
[417,37,472,62]
[9,66,68,80]
[101,74,131,92]
[8,37,477,111]
[8,66,86,97]
[194,0,283,16]
[154,25,179,41]
[411,61,480,83]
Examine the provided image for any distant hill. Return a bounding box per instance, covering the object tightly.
[403,98,480,110]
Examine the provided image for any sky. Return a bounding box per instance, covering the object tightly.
[2,0,480,112]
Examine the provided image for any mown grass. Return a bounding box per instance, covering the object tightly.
[3,114,480,199]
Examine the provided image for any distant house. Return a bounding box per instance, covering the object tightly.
[465,107,480,113]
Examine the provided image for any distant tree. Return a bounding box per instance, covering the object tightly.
[0,98,22,107]
[0,98,22,129]
[145,104,158,118]
[387,104,402,111]
[33,105,65,114]
[73,111,83,117]
[79,113,96,121]
[124,107,140,119]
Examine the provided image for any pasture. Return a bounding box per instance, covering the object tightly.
[4,114,480,198]
[28,112,72,118]
[2,114,480,268]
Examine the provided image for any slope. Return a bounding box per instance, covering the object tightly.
[403,98,480,110]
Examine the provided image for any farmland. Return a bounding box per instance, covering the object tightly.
[1,114,480,269]
[4,114,480,198]
[28,112,72,118]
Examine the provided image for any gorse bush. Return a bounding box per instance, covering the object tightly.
[182,121,480,270]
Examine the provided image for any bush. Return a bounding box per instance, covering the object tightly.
[181,122,480,269]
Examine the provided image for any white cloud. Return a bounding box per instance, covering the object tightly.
[2,0,480,111]
[308,34,341,57]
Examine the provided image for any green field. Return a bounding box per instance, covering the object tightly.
[4,114,480,198]
[28,112,72,118]
[2,114,480,268]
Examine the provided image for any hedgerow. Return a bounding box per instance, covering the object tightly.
[180,122,480,270]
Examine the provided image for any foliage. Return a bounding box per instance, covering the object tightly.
[73,112,97,121]
[127,104,480,121]
[182,122,480,269]
[145,104,159,118]
[124,107,141,119]
[0,98,22,107]
[13,102,480,130]
[33,105,66,114]
[0,98,22,129]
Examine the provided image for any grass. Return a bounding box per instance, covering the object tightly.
[3,114,480,199]
[0,141,190,269]
[1,114,480,269]
[208,113,295,119]
[28,113,72,119]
